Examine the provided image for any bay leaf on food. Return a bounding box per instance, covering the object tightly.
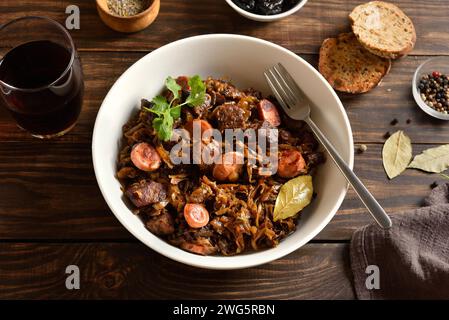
[408,144,449,173]
[382,130,412,179]
[273,175,313,222]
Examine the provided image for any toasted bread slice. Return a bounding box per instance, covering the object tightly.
[319,33,391,94]
[349,1,416,59]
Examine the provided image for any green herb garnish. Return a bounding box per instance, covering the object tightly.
[144,75,206,141]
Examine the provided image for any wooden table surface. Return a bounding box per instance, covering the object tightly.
[1,0,448,299]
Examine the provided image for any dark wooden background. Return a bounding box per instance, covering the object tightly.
[0,0,448,299]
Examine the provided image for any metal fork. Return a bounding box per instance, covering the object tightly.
[264,63,392,229]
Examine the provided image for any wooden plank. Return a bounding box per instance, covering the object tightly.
[0,141,443,240]
[0,52,136,142]
[344,56,449,144]
[0,141,129,239]
[0,52,446,240]
[0,0,448,55]
[0,243,354,299]
[315,143,446,240]
[1,52,449,143]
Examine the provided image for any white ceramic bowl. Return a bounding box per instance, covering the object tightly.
[225,0,308,22]
[92,34,353,270]
[412,56,449,120]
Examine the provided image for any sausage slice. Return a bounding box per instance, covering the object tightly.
[131,142,161,172]
[146,211,175,235]
[184,119,213,143]
[277,149,307,178]
[257,99,281,127]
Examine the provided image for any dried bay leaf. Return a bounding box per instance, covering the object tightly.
[273,175,313,222]
[408,144,449,173]
[382,130,412,179]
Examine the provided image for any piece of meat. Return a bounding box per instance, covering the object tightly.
[279,129,299,145]
[146,210,175,235]
[176,76,191,99]
[125,180,167,208]
[193,93,212,117]
[205,78,244,101]
[131,142,161,172]
[257,99,281,127]
[210,91,226,106]
[305,152,325,167]
[300,131,319,152]
[180,237,217,255]
[214,103,248,130]
[184,119,213,143]
[277,149,307,178]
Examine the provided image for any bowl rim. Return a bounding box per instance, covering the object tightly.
[92,34,354,269]
[224,0,308,21]
[96,0,159,20]
[412,56,449,120]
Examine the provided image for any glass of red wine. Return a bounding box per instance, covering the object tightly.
[0,16,84,139]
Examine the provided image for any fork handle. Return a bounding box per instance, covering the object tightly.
[305,118,392,229]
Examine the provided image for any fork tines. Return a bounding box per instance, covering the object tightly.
[264,63,309,120]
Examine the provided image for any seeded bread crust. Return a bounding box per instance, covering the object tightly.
[319,32,391,94]
[349,1,416,59]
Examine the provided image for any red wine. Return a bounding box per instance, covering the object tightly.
[0,40,83,137]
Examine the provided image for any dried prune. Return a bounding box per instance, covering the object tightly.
[256,0,283,15]
[233,0,256,11]
[232,0,300,15]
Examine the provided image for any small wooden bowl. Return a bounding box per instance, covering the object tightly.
[96,0,160,33]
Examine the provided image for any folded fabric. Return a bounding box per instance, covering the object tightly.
[350,183,449,299]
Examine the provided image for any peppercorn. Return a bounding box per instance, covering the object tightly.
[418,72,449,114]
[357,144,368,154]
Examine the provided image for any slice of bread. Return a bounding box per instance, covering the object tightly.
[349,1,416,59]
[319,33,391,94]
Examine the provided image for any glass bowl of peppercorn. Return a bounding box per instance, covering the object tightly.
[225,0,307,22]
[413,56,449,120]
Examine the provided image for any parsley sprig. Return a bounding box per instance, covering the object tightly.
[143,75,206,141]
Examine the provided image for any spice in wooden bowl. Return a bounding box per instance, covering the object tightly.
[96,0,160,33]
[107,0,150,17]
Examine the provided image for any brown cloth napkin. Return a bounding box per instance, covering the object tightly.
[350,183,449,299]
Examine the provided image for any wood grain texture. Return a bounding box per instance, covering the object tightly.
[0,52,446,240]
[316,143,447,240]
[0,243,354,299]
[1,53,449,143]
[0,140,443,240]
[0,0,448,300]
[0,0,448,55]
